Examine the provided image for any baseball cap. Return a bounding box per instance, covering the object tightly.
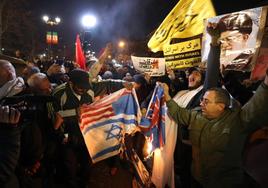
[69,69,91,89]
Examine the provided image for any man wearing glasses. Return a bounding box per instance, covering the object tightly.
[161,22,268,187]
[161,67,268,188]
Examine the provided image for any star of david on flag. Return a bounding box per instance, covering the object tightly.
[105,124,123,140]
[79,88,141,163]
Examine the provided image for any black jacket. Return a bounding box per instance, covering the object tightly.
[0,124,20,187]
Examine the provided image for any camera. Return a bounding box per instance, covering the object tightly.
[0,95,55,121]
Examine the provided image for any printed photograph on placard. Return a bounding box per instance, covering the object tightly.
[201,7,266,71]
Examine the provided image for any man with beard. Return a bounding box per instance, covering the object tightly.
[217,12,254,71]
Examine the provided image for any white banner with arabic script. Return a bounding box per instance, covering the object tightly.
[131,56,166,76]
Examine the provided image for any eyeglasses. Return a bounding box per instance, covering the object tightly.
[200,98,216,105]
[219,33,244,44]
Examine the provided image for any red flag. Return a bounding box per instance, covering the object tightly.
[75,34,86,70]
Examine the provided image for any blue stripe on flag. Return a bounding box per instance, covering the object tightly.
[92,144,121,160]
[83,118,137,134]
[112,95,138,115]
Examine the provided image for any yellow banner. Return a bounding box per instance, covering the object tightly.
[148,0,215,52]
[164,38,201,55]
[164,38,201,69]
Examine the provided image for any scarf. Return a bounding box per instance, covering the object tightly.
[0,77,25,100]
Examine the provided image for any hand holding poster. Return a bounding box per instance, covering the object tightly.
[202,7,266,72]
[131,56,166,76]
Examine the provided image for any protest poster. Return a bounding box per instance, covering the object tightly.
[131,56,165,76]
[163,36,202,69]
[147,0,215,70]
[251,16,268,80]
[202,7,266,72]
[148,0,215,53]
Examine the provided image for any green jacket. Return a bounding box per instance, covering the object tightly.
[167,83,268,188]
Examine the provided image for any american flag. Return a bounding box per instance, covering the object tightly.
[140,83,166,150]
[79,88,141,163]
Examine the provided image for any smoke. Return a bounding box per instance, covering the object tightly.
[93,0,157,47]
[35,0,177,55]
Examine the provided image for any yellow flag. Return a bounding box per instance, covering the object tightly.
[148,0,216,52]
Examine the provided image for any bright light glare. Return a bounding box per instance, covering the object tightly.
[146,141,153,155]
[118,41,125,48]
[81,15,97,28]
[143,138,153,159]
[55,17,61,23]
[43,15,49,22]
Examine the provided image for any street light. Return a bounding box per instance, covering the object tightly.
[80,14,97,58]
[81,15,97,28]
[42,15,61,59]
[42,15,61,26]
[118,40,126,48]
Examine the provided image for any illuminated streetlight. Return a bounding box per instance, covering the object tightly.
[42,14,61,59]
[42,15,61,26]
[118,41,125,48]
[80,14,98,57]
[43,15,49,22]
[81,15,97,28]
[55,17,61,24]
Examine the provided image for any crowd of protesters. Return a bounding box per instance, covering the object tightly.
[1,15,268,188]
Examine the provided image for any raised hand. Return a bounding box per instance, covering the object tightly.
[207,22,221,46]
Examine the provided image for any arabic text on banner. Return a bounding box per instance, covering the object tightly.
[131,56,166,76]
[164,37,201,69]
[148,0,215,52]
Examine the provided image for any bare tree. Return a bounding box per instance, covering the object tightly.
[0,0,42,60]
[0,0,9,53]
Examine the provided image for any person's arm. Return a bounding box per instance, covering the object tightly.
[88,43,112,81]
[161,83,196,126]
[203,22,221,90]
[240,69,268,132]
[0,106,21,185]
[51,88,64,129]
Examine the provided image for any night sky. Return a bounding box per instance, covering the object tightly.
[31,0,268,54]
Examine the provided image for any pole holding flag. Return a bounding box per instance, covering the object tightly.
[75,34,86,70]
